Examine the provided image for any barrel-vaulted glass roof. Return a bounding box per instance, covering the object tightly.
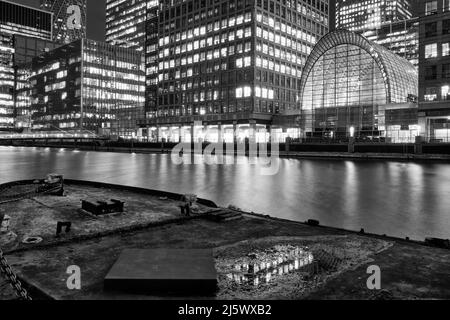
[299,30,418,110]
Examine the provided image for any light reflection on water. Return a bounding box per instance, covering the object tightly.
[0,146,449,240]
[226,247,314,287]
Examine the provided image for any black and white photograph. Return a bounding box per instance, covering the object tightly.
[0,0,449,312]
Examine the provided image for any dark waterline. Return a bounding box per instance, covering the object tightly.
[1,146,449,240]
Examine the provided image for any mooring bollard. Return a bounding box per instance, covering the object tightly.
[56,221,72,237]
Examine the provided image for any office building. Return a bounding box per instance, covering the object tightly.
[106,0,147,51]
[0,0,53,40]
[336,0,418,67]
[362,18,419,67]
[0,33,14,129]
[336,0,412,33]
[299,30,419,143]
[0,0,54,129]
[29,39,145,137]
[418,0,450,142]
[13,34,59,66]
[145,0,159,124]
[14,36,59,129]
[140,0,329,143]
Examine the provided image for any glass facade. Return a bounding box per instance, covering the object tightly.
[362,18,419,68]
[8,35,59,130]
[336,0,418,69]
[82,39,145,138]
[106,0,147,52]
[13,34,59,66]
[29,40,83,131]
[299,30,418,141]
[142,0,329,143]
[336,0,412,33]
[419,1,450,142]
[14,62,33,129]
[155,4,255,118]
[0,33,14,129]
[145,0,159,119]
[28,39,145,137]
[0,1,55,130]
[0,0,53,40]
[40,0,86,44]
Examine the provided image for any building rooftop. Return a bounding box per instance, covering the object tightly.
[299,29,418,107]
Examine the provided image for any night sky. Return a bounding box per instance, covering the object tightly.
[10,0,422,42]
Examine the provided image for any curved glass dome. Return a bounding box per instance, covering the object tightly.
[299,30,418,111]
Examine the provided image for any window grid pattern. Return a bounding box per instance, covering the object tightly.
[300,30,418,111]
[0,0,52,40]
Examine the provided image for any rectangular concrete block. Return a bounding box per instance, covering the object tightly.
[104,249,217,295]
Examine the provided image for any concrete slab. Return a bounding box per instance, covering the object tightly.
[0,183,213,251]
[104,249,217,295]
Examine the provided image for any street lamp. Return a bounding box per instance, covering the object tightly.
[349,126,355,138]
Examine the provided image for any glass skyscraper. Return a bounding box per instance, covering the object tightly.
[29,39,145,137]
[139,0,329,143]
[105,0,147,52]
[336,0,418,68]
[418,0,450,142]
[145,0,159,122]
[0,33,15,129]
[0,0,54,130]
[0,0,53,40]
[336,0,412,32]
[362,18,419,67]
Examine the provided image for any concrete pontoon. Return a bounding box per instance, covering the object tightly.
[0,179,449,300]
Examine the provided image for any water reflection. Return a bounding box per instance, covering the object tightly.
[226,246,314,287]
[0,147,449,240]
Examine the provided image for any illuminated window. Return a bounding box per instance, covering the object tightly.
[244,57,251,67]
[256,56,262,67]
[236,58,243,68]
[56,70,67,79]
[442,85,450,100]
[425,1,437,15]
[443,43,450,56]
[255,86,261,97]
[235,86,251,98]
[243,86,251,97]
[261,87,268,98]
[424,87,438,101]
[425,44,438,58]
[445,0,450,11]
